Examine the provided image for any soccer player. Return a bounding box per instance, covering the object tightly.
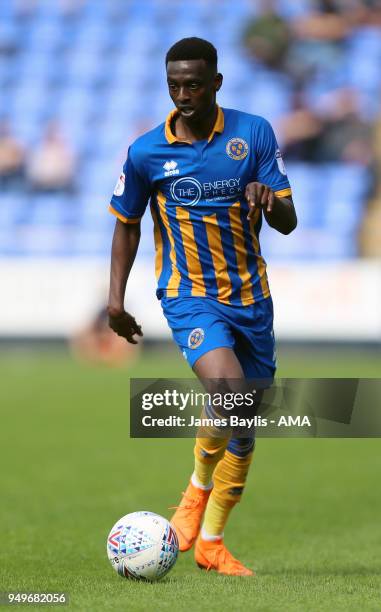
[108,37,297,576]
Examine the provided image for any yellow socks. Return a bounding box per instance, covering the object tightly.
[202,495,232,538]
[202,449,254,537]
[193,436,229,489]
[193,435,255,537]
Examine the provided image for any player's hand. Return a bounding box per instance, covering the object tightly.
[245,182,275,219]
[107,308,143,344]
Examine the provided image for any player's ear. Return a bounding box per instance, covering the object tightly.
[215,73,223,91]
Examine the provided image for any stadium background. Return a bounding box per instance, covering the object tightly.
[1,1,380,610]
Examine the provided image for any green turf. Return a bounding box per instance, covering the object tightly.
[1,346,381,611]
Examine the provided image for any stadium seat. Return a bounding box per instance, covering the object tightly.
[245,70,293,122]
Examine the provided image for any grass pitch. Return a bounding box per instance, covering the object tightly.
[1,345,381,611]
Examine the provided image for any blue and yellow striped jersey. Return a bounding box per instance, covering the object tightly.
[109,106,292,306]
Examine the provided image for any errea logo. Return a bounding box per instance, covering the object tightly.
[163,160,179,177]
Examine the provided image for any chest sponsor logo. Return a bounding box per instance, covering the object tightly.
[170,177,202,205]
[226,137,249,160]
[163,160,179,177]
[170,176,242,206]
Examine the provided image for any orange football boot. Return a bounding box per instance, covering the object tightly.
[170,481,212,551]
[195,535,254,576]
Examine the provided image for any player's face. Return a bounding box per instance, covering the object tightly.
[166,59,222,121]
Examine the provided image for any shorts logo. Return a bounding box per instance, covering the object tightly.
[226,138,249,160]
[188,328,204,349]
[113,173,125,196]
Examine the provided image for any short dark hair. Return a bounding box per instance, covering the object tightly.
[166,37,217,71]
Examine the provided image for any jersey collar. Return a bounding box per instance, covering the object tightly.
[164,105,224,144]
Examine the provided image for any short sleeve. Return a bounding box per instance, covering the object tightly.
[254,119,292,198]
[109,145,151,223]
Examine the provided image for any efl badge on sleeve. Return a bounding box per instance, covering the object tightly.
[275,149,287,175]
[114,172,125,196]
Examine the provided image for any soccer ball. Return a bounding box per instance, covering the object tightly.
[106,511,179,581]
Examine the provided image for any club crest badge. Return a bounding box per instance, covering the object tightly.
[188,328,205,349]
[226,137,249,160]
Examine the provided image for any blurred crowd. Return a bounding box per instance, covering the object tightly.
[241,0,381,254]
[0,0,381,256]
[0,119,76,193]
[243,0,378,167]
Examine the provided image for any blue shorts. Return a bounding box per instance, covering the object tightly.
[161,296,276,379]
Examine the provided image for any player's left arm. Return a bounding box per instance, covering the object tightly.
[248,118,297,234]
[245,183,297,235]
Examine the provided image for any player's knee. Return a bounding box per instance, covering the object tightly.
[203,376,245,397]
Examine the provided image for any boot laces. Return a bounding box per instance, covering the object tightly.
[169,491,204,511]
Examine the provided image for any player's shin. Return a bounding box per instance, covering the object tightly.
[192,399,231,488]
[202,439,255,538]
[193,435,229,489]
[170,408,229,551]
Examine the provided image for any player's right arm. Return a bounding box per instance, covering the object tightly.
[107,144,151,343]
[108,219,143,344]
